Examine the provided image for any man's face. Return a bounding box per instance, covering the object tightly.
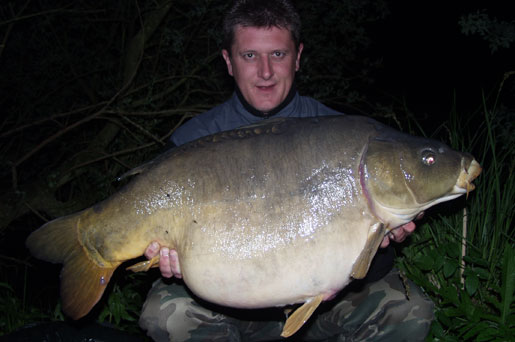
[222,26,303,113]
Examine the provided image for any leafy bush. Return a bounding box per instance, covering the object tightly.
[459,10,515,53]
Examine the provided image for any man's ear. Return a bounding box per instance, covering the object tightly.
[222,49,233,76]
[295,43,304,72]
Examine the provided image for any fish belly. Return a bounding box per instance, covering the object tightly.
[178,213,372,308]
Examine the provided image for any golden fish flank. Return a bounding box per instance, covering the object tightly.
[26,115,481,338]
[130,179,196,215]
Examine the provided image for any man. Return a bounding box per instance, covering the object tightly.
[139,1,433,341]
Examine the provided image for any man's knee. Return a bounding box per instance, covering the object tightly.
[377,274,435,340]
[139,280,241,342]
[139,281,197,342]
[347,269,435,340]
[385,291,434,328]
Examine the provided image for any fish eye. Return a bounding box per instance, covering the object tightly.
[422,151,436,166]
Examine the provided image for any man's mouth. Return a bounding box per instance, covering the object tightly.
[257,84,275,91]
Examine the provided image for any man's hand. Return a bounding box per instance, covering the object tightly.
[144,242,182,279]
[380,212,424,248]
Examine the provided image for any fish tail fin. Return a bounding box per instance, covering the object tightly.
[26,213,120,319]
[60,243,118,319]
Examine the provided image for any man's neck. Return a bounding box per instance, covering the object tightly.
[235,84,297,118]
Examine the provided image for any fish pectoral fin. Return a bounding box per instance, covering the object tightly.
[126,255,160,272]
[281,294,324,338]
[351,222,386,279]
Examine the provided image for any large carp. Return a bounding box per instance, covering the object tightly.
[26,115,481,337]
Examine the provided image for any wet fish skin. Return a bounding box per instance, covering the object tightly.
[26,115,481,335]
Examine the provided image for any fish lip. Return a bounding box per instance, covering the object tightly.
[456,159,482,195]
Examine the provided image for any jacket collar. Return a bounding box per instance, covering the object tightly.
[234,83,297,118]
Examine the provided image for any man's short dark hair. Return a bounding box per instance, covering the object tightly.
[222,0,302,54]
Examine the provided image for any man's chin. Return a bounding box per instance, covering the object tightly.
[246,92,285,113]
[252,101,281,113]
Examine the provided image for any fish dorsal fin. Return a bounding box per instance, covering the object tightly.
[117,146,180,181]
[281,294,324,337]
[351,222,386,279]
[117,163,150,181]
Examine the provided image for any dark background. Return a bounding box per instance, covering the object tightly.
[376,0,513,116]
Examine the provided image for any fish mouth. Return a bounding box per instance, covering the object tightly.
[455,159,482,197]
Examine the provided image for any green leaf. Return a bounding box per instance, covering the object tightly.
[441,286,460,305]
[430,318,445,338]
[0,282,15,292]
[53,302,64,321]
[443,259,458,278]
[443,307,464,318]
[460,290,478,321]
[415,254,434,271]
[98,309,109,322]
[473,266,491,280]
[462,320,488,339]
[500,242,515,325]
[476,329,499,342]
[508,313,515,326]
[463,255,490,268]
[436,309,454,328]
[466,272,480,296]
[433,252,445,272]
[444,242,460,258]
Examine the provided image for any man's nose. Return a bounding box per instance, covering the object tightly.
[258,56,273,80]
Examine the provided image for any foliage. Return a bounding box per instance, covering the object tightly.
[0,281,48,334]
[396,73,515,341]
[295,0,389,109]
[459,10,515,53]
[97,273,150,335]
[0,273,63,335]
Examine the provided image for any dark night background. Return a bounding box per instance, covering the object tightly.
[0,0,513,340]
[376,1,513,116]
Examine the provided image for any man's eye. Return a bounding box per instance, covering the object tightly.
[273,51,285,58]
[243,53,255,59]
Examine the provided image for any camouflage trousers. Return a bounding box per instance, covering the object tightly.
[139,268,434,342]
